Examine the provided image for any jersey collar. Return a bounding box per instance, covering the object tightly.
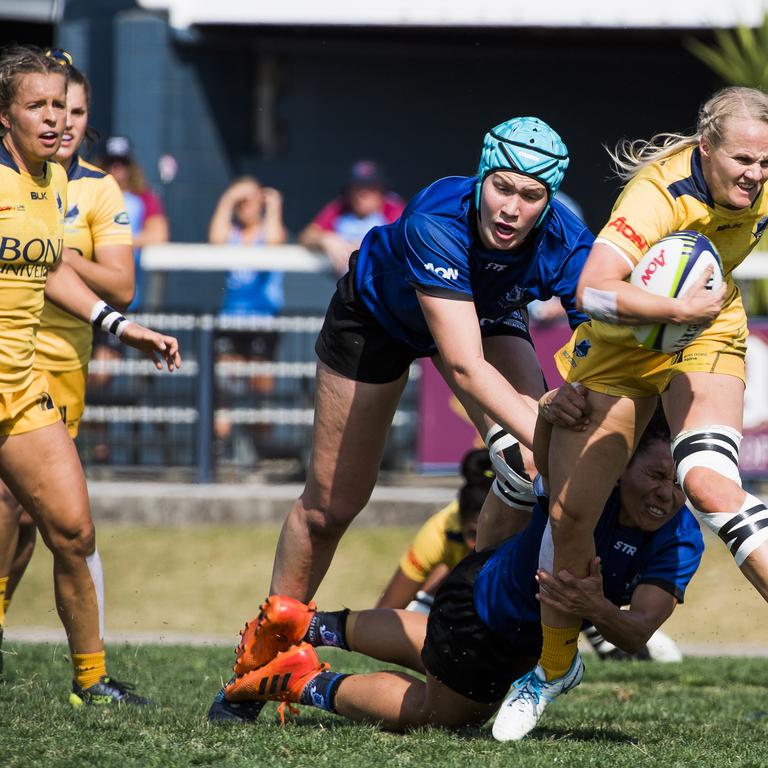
[0,138,20,173]
[66,152,81,181]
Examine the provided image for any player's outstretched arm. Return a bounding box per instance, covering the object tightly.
[44,260,181,372]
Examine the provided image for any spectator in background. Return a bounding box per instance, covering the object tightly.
[101,135,169,311]
[88,136,170,461]
[208,177,287,453]
[299,160,405,275]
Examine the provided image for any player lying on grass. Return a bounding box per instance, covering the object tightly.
[376,444,684,663]
[210,405,703,731]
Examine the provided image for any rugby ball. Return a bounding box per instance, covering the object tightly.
[630,230,723,354]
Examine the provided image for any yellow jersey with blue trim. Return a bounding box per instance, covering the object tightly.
[592,144,768,347]
[399,502,470,582]
[35,155,132,371]
[0,141,66,391]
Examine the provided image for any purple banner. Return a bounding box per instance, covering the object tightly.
[418,319,768,477]
[741,320,768,476]
[417,320,572,471]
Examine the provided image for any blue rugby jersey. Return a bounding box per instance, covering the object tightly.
[354,176,593,354]
[473,487,704,634]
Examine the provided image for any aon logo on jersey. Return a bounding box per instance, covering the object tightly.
[424,262,459,280]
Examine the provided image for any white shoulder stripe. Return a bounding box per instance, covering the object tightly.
[594,237,636,270]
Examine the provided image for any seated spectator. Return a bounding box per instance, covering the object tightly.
[208,177,288,455]
[299,160,405,275]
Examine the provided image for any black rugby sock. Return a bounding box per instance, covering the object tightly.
[304,609,350,649]
[299,671,349,712]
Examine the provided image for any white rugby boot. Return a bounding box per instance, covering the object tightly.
[492,653,584,741]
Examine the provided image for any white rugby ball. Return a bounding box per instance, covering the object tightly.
[630,230,723,354]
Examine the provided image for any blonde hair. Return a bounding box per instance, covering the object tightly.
[608,86,768,181]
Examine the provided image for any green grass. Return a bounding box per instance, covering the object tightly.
[8,525,415,635]
[1,644,767,768]
[8,524,768,649]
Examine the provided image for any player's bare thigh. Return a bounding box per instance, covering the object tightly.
[304,361,408,513]
[662,371,744,434]
[548,392,657,559]
[0,420,91,544]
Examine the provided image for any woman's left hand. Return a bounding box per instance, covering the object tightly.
[538,383,591,430]
[119,324,182,372]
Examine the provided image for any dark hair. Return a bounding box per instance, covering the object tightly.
[0,44,66,131]
[630,403,671,463]
[44,48,99,148]
[457,448,494,525]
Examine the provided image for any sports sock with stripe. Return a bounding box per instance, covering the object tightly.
[299,671,348,712]
[540,623,581,681]
[304,609,350,649]
[72,650,107,691]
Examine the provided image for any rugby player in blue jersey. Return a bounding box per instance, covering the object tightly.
[209,118,594,719]
[276,116,591,588]
[218,406,703,730]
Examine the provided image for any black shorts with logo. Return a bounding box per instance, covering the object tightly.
[421,549,542,704]
[315,252,534,385]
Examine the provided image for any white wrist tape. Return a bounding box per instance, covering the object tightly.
[90,300,129,338]
[581,286,618,323]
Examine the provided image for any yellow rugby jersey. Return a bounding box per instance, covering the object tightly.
[399,502,470,582]
[0,140,66,391]
[592,145,768,348]
[35,155,131,370]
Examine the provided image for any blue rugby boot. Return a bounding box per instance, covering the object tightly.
[208,679,265,723]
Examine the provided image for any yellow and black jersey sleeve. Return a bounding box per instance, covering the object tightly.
[36,156,132,371]
[399,502,470,582]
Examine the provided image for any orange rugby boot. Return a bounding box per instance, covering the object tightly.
[233,595,316,675]
[224,642,329,703]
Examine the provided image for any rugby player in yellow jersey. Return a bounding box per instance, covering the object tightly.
[0,53,134,681]
[496,86,768,740]
[376,449,492,611]
[0,45,180,706]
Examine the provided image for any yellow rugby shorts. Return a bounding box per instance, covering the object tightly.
[555,300,747,398]
[0,372,65,437]
[37,366,87,438]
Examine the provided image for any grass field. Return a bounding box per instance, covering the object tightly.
[1,644,767,767]
[5,524,768,648]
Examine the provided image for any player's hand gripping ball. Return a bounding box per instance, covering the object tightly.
[630,230,723,354]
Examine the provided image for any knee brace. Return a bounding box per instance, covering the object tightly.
[672,426,768,565]
[485,424,535,511]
